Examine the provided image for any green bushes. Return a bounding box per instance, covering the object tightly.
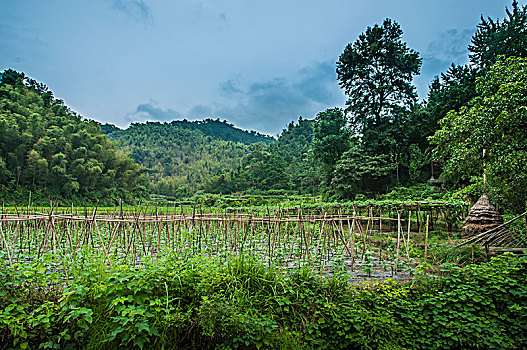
[1,254,526,349]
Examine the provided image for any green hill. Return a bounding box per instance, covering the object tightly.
[0,69,313,202]
[105,121,261,197]
[102,119,273,145]
[0,69,148,204]
[174,119,273,145]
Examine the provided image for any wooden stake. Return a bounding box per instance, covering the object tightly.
[406,211,411,259]
[424,215,430,263]
[395,212,401,274]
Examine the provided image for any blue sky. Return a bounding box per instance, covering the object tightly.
[0,0,520,135]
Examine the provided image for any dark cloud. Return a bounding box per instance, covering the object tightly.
[293,62,342,105]
[109,0,153,24]
[219,79,243,96]
[416,28,474,99]
[126,101,181,122]
[213,61,345,135]
[125,62,345,135]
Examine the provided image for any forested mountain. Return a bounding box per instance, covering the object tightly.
[222,117,320,195]
[0,69,148,203]
[102,117,318,197]
[173,119,272,145]
[105,121,255,197]
[103,119,273,145]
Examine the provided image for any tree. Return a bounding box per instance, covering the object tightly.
[430,57,527,213]
[335,19,421,191]
[336,18,421,135]
[425,64,479,132]
[0,69,148,203]
[469,1,527,71]
[312,108,350,183]
[331,146,394,199]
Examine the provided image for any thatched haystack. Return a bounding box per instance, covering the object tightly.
[462,194,503,238]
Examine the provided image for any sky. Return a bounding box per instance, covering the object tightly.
[0,0,521,136]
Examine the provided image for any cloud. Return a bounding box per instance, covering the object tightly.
[294,62,342,105]
[126,101,181,122]
[108,0,153,24]
[414,28,474,99]
[213,61,345,135]
[125,62,345,135]
[422,28,473,75]
[219,79,243,96]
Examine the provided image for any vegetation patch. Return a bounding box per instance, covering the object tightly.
[1,253,526,349]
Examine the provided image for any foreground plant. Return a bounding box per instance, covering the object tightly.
[1,252,526,349]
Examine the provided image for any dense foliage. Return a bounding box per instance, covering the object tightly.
[312,18,432,199]
[0,69,147,204]
[307,2,527,205]
[104,116,321,198]
[231,117,320,194]
[336,18,421,128]
[431,57,527,213]
[172,119,272,145]
[1,254,525,349]
[105,121,253,197]
[469,0,527,71]
[425,64,479,136]
[1,3,526,349]
[312,108,350,183]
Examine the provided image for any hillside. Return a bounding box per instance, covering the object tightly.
[103,117,319,197]
[105,121,258,197]
[226,117,320,194]
[0,69,147,203]
[174,119,273,145]
[102,119,273,145]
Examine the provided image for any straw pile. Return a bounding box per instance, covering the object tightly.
[462,194,503,238]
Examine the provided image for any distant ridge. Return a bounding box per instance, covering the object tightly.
[101,119,272,196]
[101,118,273,145]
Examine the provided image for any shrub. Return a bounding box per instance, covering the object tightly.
[1,254,526,349]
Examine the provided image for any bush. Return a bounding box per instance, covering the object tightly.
[1,254,526,349]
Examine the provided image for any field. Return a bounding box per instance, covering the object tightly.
[1,199,471,282]
[1,199,526,349]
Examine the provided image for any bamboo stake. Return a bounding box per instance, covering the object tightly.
[0,224,12,265]
[424,215,430,263]
[312,211,327,265]
[94,220,113,268]
[331,220,353,257]
[395,212,402,274]
[406,211,411,259]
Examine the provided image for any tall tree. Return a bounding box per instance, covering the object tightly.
[427,1,527,131]
[331,146,394,199]
[335,19,422,193]
[469,0,527,71]
[336,18,421,135]
[426,64,479,130]
[0,69,148,203]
